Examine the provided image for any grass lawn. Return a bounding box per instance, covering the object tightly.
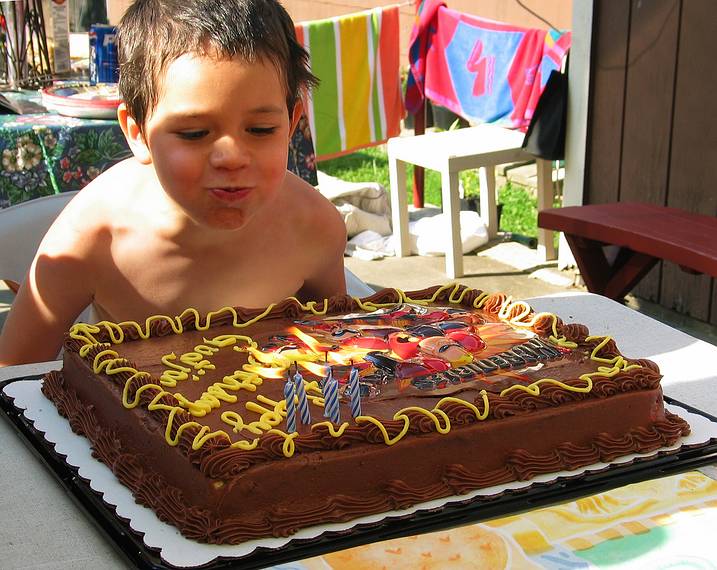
[318,145,548,239]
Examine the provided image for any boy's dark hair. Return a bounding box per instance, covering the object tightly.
[117,0,318,130]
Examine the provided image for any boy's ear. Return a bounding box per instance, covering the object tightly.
[117,103,152,165]
[288,99,304,139]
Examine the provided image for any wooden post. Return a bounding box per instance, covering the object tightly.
[411,99,425,208]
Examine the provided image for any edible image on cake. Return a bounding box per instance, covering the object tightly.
[249,302,567,401]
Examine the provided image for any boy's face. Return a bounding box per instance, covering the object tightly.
[126,52,299,231]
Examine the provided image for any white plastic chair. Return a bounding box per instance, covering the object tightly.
[0,192,80,294]
[0,192,373,317]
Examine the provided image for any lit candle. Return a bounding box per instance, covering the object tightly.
[348,366,362,418]
[293,367,311,425]
[322,368,340,424]
[284,377,297,433]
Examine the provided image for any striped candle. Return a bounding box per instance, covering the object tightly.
[293,370,312,425]
[348,367,362,418]
[284,378,297,433]
[322,369,341,424]
[294,5,403,160]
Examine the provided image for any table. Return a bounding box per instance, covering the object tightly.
[388,125,556,278]
[0,94,319,208]
[1,293,716,569]
[539,202,717,300]
[0,112,131,207]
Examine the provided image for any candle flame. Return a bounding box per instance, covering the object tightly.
[300,361,330,377]
[288,326,333,354]
[247,347,277,365]
[243,363,287,379]
[327,347,375,365]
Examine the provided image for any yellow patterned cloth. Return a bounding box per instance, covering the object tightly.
[276,470,717,569]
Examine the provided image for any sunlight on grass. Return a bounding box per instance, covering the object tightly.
[318,146,544,238]
[318,146,391,189]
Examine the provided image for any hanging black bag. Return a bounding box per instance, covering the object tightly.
[522,62,568,161]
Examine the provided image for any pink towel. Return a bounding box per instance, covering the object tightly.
[406,0,571,130]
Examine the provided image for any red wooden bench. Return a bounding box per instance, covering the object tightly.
[537,202,717,300]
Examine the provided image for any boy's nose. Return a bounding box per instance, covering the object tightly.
[209,136,250,169]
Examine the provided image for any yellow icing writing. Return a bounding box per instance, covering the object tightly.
[179,351,215,371]
[173,376,254,417]
[159,353,191,386]
[243,399,286,434]
[221,411,249,433]
[203,335,241,348]
[193,344,220,356]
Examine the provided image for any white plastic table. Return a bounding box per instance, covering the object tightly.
[388,124,556,278]
[1,293,715,568]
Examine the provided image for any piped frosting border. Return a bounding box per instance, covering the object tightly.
[62,284,661,460]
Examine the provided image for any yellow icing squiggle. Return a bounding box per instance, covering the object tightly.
[70,287,632,458]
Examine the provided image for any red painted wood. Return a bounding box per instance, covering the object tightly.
[563,235,611,294]
[412,100,426,208]
[539,203,717,277]
[602,251,660,300]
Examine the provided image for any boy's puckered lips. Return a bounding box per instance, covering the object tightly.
[209,187,253,203]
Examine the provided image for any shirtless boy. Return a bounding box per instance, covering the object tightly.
[0,0,347,366]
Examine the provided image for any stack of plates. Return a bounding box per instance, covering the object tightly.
[41,82,120,119]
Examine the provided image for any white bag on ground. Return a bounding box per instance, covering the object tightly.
[345,230,393,260]
[316,170,392,238]
[409,211,489,256]
[336,203,391,237]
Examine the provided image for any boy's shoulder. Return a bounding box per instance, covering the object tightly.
[64,159,147,218]
[279,172,345,237]
[277,173,347,300]
[41,159,147,255]
[281,171,326,205]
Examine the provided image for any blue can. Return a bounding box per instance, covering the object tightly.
[89,24,119,84]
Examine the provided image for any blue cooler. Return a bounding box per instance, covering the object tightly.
[89,24,119,84]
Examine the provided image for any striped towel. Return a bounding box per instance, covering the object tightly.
[295,6,404,160]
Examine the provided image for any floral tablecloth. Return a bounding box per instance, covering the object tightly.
[0,111,318,209]
[0,113,130,208]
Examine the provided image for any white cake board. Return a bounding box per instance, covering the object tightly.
[4,379,717,569]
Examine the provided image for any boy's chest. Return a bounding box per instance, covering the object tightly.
[94,239,309,321]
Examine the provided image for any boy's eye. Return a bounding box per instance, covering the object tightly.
[177,130,208,140]
[249,127,277,135]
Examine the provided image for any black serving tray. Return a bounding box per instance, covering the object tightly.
[2,374,717,570]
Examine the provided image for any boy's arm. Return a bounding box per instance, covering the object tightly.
[0,225,95,367]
